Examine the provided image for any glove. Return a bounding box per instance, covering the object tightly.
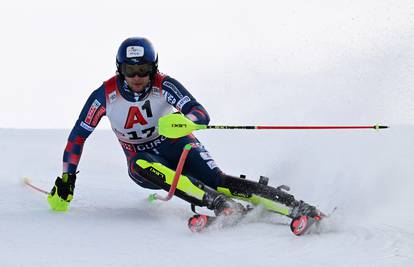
[47,173,76,211]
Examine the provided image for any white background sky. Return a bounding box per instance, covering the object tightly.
[0,0,413,129]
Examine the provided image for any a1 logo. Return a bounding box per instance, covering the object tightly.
[124,100,153,130]
[124,106,148,129]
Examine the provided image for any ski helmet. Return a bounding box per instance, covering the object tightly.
[116,37,158,77]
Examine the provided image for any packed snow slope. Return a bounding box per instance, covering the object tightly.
[1,126,413,267]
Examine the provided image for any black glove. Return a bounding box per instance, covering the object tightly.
[48,173,77,211]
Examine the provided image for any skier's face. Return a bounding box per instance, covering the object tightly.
[121,63,152,92]
[124,74,150,93]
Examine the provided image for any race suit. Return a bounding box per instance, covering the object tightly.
[63,72,222,189]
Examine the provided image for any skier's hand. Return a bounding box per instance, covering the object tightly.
[47,173,76,211]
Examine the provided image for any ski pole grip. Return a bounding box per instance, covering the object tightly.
[152,143,194,201]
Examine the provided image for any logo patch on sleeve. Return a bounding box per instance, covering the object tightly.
[163,91,177,105]
[85,100,101,124]
[91,106,106,127]
[176,96,191,110]
[163,81,183,99]
[80,121,94,132]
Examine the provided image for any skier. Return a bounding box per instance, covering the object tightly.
[48,37,319,232]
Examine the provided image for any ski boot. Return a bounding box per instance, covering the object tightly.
[188,185,246,232]
[219,174,326,235]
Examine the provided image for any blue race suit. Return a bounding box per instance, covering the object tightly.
[63,72,223,189]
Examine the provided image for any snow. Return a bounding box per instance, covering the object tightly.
[1,126,414,267]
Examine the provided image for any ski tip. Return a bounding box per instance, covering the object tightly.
[324,206,338,217]
[318,206,338,218]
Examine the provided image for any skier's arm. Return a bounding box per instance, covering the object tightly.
[48,86,106,211]
[63,87,106,173]
[162,77,210,125]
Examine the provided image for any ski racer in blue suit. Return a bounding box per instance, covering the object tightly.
[48,37,318,231]
[48,37,238,213]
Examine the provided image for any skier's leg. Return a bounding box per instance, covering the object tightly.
[156,136,224,189]
[127,151,173,190]
[133,158,244,215]
[160,136,304,216]
[125,136,244,215]
[157,136,247,214]
[218,174,296,206]
[152,136,299,216]
[121,140,227,213]
[217,174,319,218]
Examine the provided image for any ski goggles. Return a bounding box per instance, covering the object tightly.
[121,63,153,78]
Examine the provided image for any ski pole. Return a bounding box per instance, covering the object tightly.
[23,177,49,195]
[158,113,389,138]
[148,143,193,202]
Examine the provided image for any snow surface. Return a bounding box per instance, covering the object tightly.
[1,126,414,267]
